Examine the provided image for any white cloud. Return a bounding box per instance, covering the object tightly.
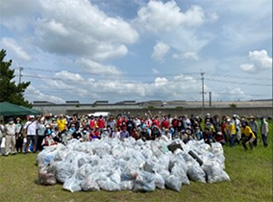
[240,63,255,72]
[54,71,84,82]
[135,1,217,33]
[35,0,139,61]
[151,42,170,62]
[25,85,64,103]
[0,37,31,61]
[240,50,272,72]
[226,87,252,101]
[173,51,199,60]
[77,58,123,76]
[38,72,205,102]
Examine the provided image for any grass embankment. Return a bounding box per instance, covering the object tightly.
[0,122,272,202]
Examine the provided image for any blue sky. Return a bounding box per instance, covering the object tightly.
[0,0,272,103]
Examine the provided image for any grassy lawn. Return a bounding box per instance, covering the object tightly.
[0,122,272,202]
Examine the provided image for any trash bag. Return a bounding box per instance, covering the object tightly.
[63,175,82,192]
[154,172,165,189]
[81,175,100,191]
[76,164,93,180]
[119,180,134,190]
[133,171,156,192]
[171,163,190,185]
[187,161,206,183]
[202,161,230,183]
[38,164,57,185]
[165,175,182,192]
[56,162,76,183]
[98,178,121,191]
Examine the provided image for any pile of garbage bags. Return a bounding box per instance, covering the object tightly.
[36,137,230,192]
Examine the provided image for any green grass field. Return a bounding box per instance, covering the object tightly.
[0,122,272,202]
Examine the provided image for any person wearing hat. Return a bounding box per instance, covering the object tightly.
[4,118,17,155]
[248,116,258,146]
[241,122,256,151]
[23,115,37,153]
[227,118,236,147]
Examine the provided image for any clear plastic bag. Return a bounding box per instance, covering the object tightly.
[63,175,82,192]
[171,163,190,185]
[98,178,121,191]
[165,175,182,192]
[119,180,134,190]
[133,171,156,192]
[81,175,100,191]
[187,161,206,183]
[38,164,57,185]
[56,162,76,183]
[202,161,230,183]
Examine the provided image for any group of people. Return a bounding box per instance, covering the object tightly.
[0,112,269,155]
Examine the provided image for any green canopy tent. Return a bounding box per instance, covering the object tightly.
[0,102,40,116]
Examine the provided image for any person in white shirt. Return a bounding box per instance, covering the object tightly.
[4,118,16,155]
[24,115,37,153]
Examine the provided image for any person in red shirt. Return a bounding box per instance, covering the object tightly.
[153,116,160,128]
[97,115,105,129]
[172,116,179,132]
[89,116,96,129]
[161,116,169,129]
[116,114,124,129]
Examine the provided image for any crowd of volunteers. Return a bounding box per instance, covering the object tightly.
[0,112,269,156]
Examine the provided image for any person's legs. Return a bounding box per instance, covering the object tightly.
[241,138,248,151]
[253,132,257,146]
[32,136,37,152]
[230,135,236,147]
[10,136,16,154]
[262,134,268,147]
[5,136,11,155]
[248,137,255,150]
[26,136,31,154]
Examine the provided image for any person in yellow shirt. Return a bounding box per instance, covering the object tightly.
[227,118,236,147]
[57,114,66,132]
[241,122,256,151]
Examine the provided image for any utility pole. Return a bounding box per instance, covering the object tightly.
[209,91,212,107]
[201,70,205,108]
[19,66,23,84]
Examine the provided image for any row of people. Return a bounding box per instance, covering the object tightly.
[0,113,269,155]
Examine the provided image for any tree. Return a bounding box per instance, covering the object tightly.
[0,49,31,107]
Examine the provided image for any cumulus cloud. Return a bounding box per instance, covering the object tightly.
[151,42,170,62]
[25,85,64,103]
[54,71,84,82]
[40,72,205,102]
[34,0,138,60]
[77,58,123,76]
[135,1,217,33]
[0,37,31,61]
[240,50,272,72]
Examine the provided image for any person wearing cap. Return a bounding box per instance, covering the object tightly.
[4,118,17,155]
[241,122,256,151]
[24,115,37,153]
[227,118,236,147]
[248,116,258,146]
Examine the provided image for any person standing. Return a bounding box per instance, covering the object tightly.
[260,117,269,147]
[248,116,258,146]
[36,117,46,151]
[24,115,37,153]
[227,118,236,147]
[57,114,67,133]
[4,118,17,155]
[15,117,23,153]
